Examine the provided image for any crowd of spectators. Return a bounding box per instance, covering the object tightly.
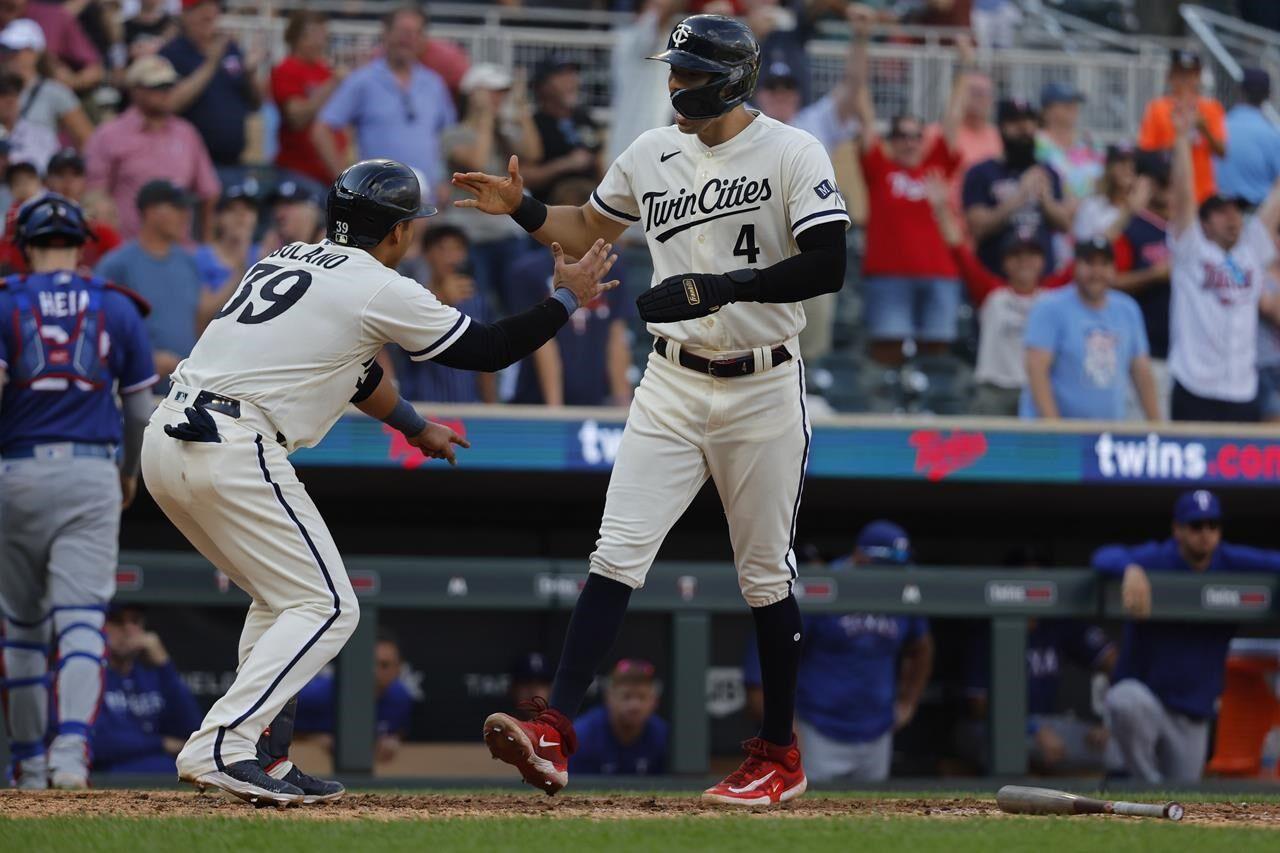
[1,0,1277,424]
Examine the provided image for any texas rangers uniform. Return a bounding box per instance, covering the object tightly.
[141,239,469,781]
[586,111,849,605]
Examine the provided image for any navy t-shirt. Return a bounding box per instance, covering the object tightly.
[509,248,631,406]
[91,660,203,774]
[294,673,414,739]
[966,620,1113,719]
[745,611,930,744]
[0,272,156,453]
[962,158,1064,274]
[160,36,252,165]
[1093,538,1280,718]
[569,704,668,775]
[1117,210,1171,359]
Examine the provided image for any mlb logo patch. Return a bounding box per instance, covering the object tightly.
[813,179,839,199]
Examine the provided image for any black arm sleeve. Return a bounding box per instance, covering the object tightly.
[432,297,571,372]
[732,221,847,304]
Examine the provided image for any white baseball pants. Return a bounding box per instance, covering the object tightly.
[141,392,358,779]
[589,345,811,607]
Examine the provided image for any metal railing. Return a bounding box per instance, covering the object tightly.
[224,14,1170,142]
[1182,3,1280,122]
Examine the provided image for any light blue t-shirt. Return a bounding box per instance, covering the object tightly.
[1215,105,1280,205]
[95,241,203,358]
[1019,286,1149,420]
[318,58,456,186]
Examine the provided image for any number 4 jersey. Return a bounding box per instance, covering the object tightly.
[591,111,850,352]
[173,240,469,450]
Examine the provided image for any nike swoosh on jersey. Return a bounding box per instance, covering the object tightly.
[727,770,775,794]
[538,735,560,748]
[660,151,681,162]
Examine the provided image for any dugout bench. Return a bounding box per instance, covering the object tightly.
[2,553,1276,779]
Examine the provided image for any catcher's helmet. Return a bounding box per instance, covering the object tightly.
[325,159,437,250]
[15,193,90,253]
[648,15,761,121]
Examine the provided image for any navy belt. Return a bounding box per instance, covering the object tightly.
[654,337,791,378]
[3,442,116,461]
[172,388,287,446]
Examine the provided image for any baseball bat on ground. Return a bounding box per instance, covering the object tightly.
[996,785,1184,821]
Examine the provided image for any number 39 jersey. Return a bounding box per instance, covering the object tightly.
[591,111,850,352]
[172,239,469,450]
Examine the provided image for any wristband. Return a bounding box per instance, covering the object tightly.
[511,194,548,233]
[384,397,427,437]
[551,287,580,314]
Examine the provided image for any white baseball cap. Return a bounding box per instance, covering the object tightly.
[0,19,46,53]
[461,63,513,94]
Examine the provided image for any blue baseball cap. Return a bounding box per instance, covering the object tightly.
[1174,489,1222,524]
[856,520,912,565]
[509,652,552,685]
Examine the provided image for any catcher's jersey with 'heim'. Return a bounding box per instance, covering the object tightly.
[590,111,850,352]
[172,239,469,450]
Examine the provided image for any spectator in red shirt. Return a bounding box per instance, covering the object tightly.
[851,8,965,367]
[1,0,103,94]
[926,173,1073,415]
[270,9,344,189]
[0,148,122,273]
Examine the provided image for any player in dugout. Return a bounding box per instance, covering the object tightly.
[744,521,933,783]
[1093,490,1280,783]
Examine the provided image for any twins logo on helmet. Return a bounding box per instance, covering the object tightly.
[672,22,693,46]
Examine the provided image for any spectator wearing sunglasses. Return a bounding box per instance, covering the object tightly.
[569,659,667,776]
[313,5,456,188]
[850,23,965,367]
[1093,490,1280,783]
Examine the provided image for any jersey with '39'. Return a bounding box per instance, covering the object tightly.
[171,239,468,451]
[590,111,850,352]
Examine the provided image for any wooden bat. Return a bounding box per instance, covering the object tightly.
[997,786,1184,821]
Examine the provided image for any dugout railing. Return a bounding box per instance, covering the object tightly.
[2,554,1274,779]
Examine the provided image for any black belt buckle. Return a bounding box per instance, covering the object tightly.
[194,390,241,419]
[708,356,752,378]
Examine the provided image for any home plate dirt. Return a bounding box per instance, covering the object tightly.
[2,790,1280,825]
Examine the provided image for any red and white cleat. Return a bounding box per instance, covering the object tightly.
[703,737,807,806]
[483,697,577,796]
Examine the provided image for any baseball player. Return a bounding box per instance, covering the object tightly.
[456,14,850,805]
[1093,490,1280,783]
[140,159,619,806]
[0,194,158,789]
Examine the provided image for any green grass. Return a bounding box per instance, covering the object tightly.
[2,815,1277,853]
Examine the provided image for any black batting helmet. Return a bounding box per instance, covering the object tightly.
[15,193,91,253]
[648,15,761,121]
[325,159,437,250]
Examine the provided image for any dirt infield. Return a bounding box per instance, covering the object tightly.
[3,790,1280,826]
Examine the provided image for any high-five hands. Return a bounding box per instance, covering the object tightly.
[452,154,526,216]
[552,239,620,306]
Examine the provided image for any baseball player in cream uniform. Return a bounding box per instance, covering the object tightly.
[455,15,849,805]
[141,159,618,806]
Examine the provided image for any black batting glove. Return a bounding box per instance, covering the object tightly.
[636,272,738,323]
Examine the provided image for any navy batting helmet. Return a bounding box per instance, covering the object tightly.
[15,193,91,253]
[325,159,437,250]
[648,15,761,121]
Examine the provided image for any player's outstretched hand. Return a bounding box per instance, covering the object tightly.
[552,239,620,306]
[636,271,737,323]
[452,154,525,216]
[408,422,471,466]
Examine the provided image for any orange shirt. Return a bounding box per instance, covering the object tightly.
[1137,96,1227,203]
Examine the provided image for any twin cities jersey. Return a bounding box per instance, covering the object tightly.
[173,239,469,450]
[590,112,850,351]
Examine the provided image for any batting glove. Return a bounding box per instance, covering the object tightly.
[636,271,745,323]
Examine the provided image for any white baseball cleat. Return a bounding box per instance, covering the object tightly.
[186,760,305,808]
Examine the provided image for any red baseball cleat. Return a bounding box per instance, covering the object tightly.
[703,737,807,806]
[483,697,577,795]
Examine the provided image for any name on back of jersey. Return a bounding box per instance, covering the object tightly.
[266,242,351,270]
[37,288,91,318]
[642,175,772,240]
